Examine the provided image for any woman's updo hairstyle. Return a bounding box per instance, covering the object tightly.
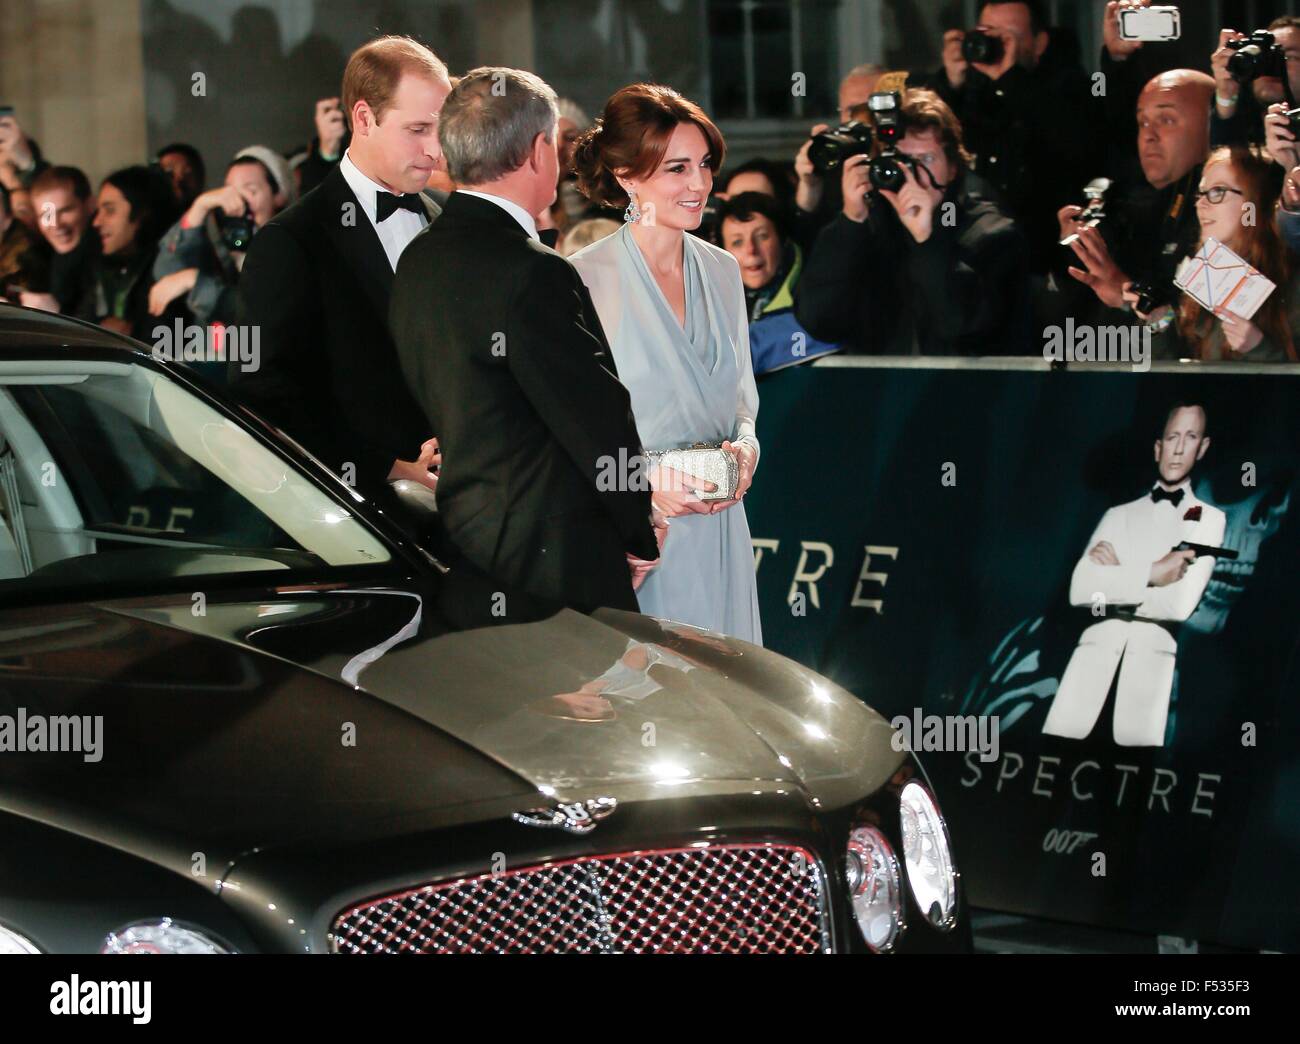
[572,83,725,207]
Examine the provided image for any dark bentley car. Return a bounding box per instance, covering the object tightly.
[0,304,969,955]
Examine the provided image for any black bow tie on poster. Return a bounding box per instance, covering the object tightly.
[1150,486,1185,507]
[375,191,425,221]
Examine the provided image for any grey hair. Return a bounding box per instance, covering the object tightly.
[557,97,591,129]
[440,67,560,185]
[843,63,885,82]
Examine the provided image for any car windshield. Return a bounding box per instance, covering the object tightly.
[0,358,391,597]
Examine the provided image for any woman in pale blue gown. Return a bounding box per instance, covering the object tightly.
[570,84,762,645]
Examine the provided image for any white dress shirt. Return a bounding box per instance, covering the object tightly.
[338,150,427,271]
[456,189,540,242]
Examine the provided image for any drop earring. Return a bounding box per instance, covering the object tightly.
[624,192,641,224]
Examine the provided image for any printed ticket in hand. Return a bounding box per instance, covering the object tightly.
[1174,237,1277,321]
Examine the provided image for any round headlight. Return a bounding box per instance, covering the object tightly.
[845,825,904,952]
[0,923,42,953]
[899,780,958,930]
[101,918,231,954]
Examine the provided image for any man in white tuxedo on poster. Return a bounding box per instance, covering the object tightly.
[1043,403,1227,747]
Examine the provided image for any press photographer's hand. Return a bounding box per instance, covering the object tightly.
[1284,165,1300,211]
[1104,1,1151,62]
[185,184,249,227]
[840,153,872,223]
[880,162,939,243]
[314,97,346,157]
[1067,226,1131,309]
[795,123,830,213]
[1211,29,1247,113]
[1264,103,1300,169]
[942,29,968,89]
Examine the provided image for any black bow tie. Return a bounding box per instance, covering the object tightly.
[375,191,425,222]
[1151,486,1185,507]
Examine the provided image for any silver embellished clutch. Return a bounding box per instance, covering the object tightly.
[645,443,738,502]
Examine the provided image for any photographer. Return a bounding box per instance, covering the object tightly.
[1061,70,1212,325]
[796,88,1030,356]
[792,65,885,239]
[1211,17,1300,149]
[954,1,1101,278]
[150,147,293,334]
[294,97,349,196]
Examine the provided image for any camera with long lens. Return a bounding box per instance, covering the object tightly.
[1059,177,1112,246]
[807,120,874,176]
[961,28,1004,65]
[1227,30,1289,84]
[216,210,256,252]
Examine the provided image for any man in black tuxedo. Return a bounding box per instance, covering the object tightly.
[235,36,449,499]
[391,67,661,613]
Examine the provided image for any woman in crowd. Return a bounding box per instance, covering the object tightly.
[716,190,840,373]
[83,164,179,339]
[569,83,762,644]
[150,146,293,329]
[1134,145,1298,361]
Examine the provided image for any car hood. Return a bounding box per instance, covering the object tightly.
[0,579,901,871]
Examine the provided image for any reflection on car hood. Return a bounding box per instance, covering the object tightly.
[0,582,901,872]
[115,582,902,811]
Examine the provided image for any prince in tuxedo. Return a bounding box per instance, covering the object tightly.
[391,68,660,613]
[235,36,450,499]
[1043,403,1227,747]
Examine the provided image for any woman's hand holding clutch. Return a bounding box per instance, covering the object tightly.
[707,440,756,514]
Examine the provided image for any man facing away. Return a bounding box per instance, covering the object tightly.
[1043,403,1227,747]
[236,35,448,500]
[390,68,660,614]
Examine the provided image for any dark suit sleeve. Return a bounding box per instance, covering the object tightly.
[506,255,658,561]
[795,214,878,349]
[233,223,328,451]
[906,216,1029,348]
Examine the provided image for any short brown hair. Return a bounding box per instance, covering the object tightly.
[341,35,449,126]
[898,87,973,170]
[572,83,725,207]
[29,165,92,202]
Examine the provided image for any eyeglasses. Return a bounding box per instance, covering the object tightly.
[1194,186,1245,204]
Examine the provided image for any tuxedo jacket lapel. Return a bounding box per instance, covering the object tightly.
[317,166,393,323]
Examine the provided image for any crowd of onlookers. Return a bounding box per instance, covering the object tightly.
[3,0,1300,365]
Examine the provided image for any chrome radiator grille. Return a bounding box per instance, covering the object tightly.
[331,843,830,954]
